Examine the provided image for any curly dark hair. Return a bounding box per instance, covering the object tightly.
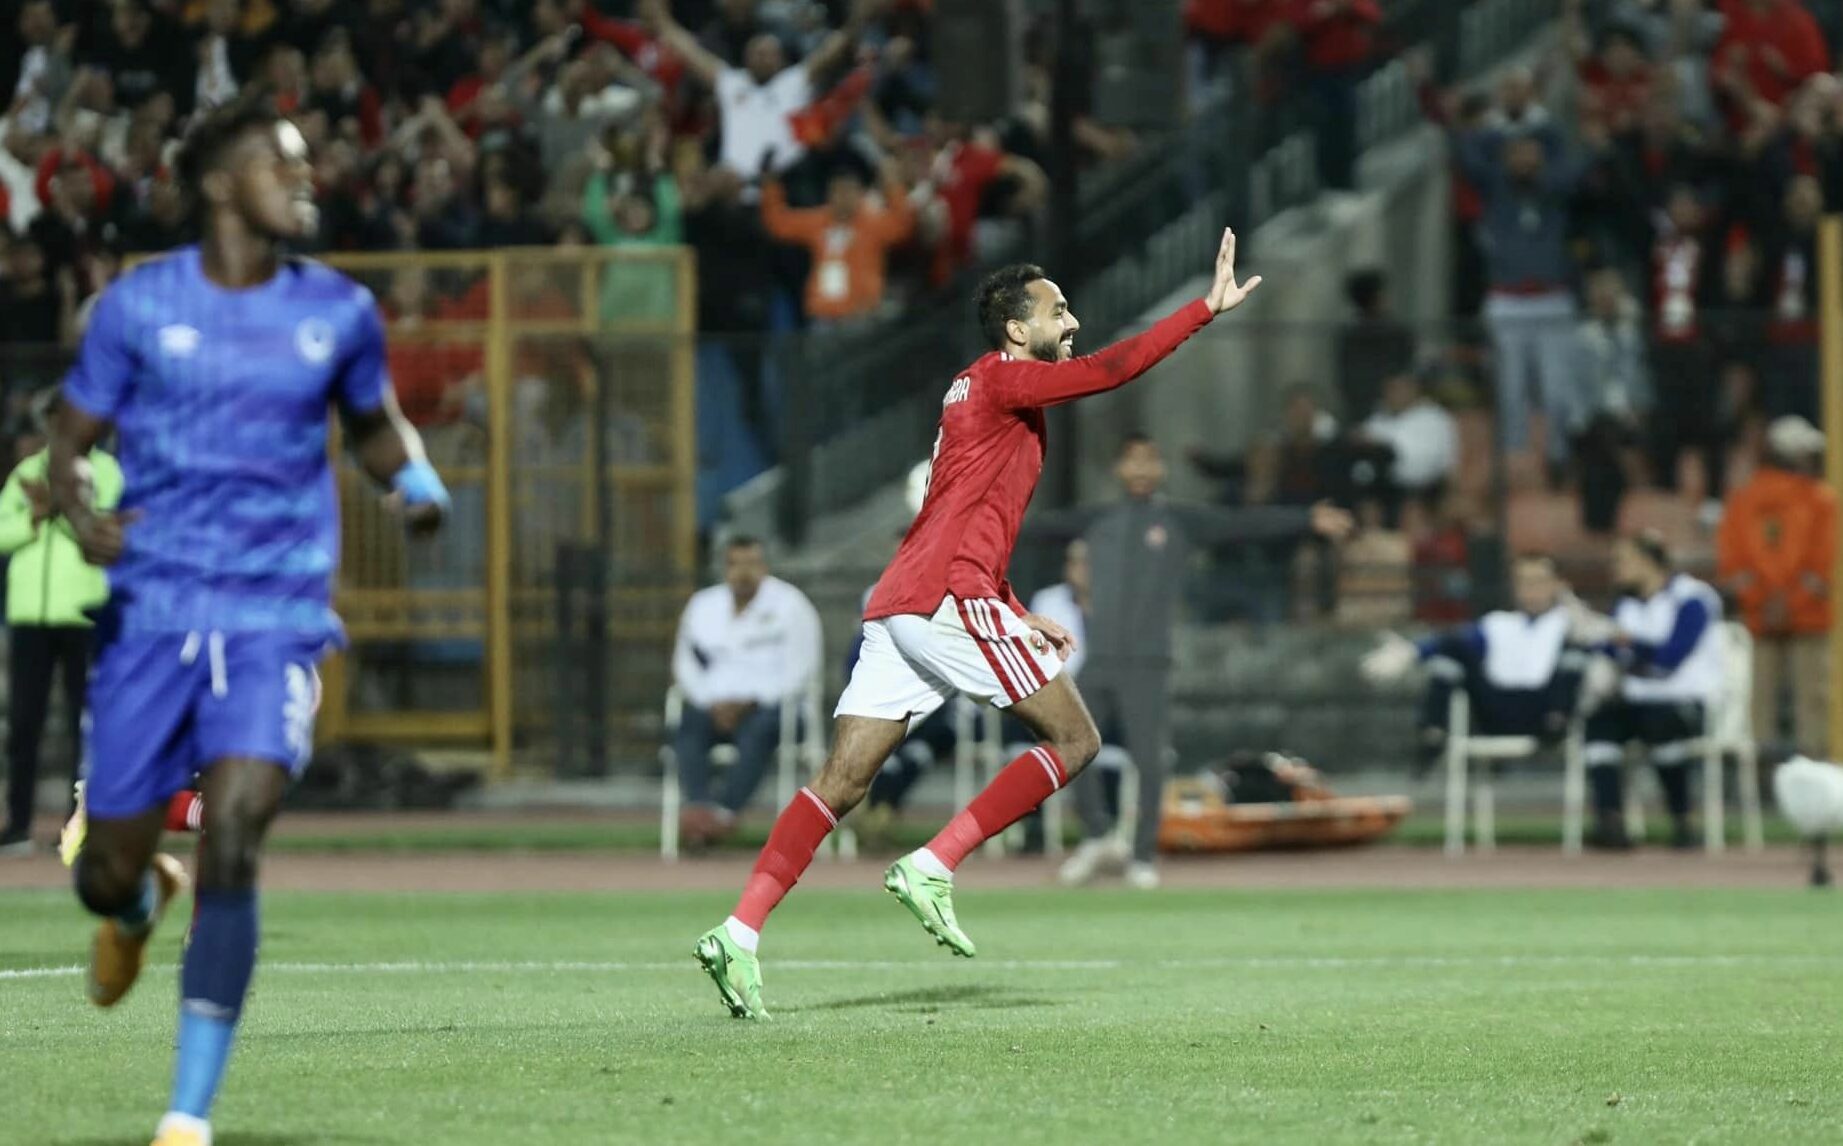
[175,99,285,199]
[975,263,1046,350]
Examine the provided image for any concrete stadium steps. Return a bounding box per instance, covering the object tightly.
[1169,625,1415,773]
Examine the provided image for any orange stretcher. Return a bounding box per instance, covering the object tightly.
[1156,764,1412,854]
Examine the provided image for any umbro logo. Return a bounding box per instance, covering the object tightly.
[158,324,200,357]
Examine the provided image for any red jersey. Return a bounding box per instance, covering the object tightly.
[1713,0,1829,111]
[1287,0,1381,72]
[865,299,1215,620]
[929,141,1006,286]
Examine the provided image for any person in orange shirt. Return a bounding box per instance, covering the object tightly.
[760,148,915,325]
[1716,415,1836,758]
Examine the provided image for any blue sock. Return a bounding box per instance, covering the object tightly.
[170,889,259,1121]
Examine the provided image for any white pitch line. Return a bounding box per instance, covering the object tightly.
[5,952,1842,983]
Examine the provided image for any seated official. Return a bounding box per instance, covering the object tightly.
[1586,532,1725,850]
[1364,553,1597,770]
[671,537,822,847]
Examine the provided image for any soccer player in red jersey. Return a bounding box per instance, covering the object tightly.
[694,229,1263,1018]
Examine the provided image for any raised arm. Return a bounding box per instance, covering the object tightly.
[1017,504,1104,542]
[804,0,885,82]
[1174,503,1312,546]
[988,228,1258,410]
[499,28,577,95]
[759,175,824,244]
[987,300,1213,410]
[1450,124,1503,189]
[998,153,1049,214]
[1177,501,1354,547]
[869,158,915,244]
[639,0,726,90]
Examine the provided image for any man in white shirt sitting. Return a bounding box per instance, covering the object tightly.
[1364,553,1597,773]
[1351,369,1458,529]
[672,537,823,846]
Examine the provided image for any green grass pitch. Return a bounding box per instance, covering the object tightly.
[4,885,1839,1145]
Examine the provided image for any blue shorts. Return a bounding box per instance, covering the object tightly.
[84,629,327,820]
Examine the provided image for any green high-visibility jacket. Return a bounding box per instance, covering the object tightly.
[0,448,122,627]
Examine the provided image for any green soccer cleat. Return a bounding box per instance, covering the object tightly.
[693,926,769,1019]
[884,855,976,958]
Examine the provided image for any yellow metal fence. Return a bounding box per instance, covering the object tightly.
[314,247,697,778]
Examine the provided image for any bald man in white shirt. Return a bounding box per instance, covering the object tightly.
[672,537,823,845]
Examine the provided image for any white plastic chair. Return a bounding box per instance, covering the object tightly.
[660,678,848,860]
[1617,622,1764,853]
[1444,689,1588,856]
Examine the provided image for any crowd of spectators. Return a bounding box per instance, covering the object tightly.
[0,0,1105,434]
[1183,0,1386,190]
[1419,0,1841,534]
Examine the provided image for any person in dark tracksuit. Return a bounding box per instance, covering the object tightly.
[1586,532,1725,850]
[1024,434,1353,888]
[0,403,122,854]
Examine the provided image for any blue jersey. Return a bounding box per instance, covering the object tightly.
[62,246,390,641]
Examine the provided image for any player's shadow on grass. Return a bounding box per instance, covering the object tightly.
[794,984,1056,1014]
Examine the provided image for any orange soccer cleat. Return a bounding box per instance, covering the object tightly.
[88,853,188,1008]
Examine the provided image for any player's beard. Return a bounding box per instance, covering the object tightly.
[1030,332,1073,361]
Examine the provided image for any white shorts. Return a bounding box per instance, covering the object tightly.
[835,595,1064,723]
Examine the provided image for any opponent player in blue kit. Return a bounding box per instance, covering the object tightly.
[48,101,449,1146]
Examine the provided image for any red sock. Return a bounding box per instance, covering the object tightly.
[164,790,203,833]
[732,788,838,932]
[927,745,1067,871]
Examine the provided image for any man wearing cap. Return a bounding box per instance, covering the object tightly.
[1717,415,1835,761]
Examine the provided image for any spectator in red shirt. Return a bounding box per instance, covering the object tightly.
[1713,0,1830,127]
[446,29,518,129]
[382,268,485,428]
[916,118,1046,286]
[1289,0,1381,190]
[1576,24,1653,137]
[1185,0,1291,108]
[573,0,690,117]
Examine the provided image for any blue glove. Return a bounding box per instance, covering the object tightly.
[391,459,451,511]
